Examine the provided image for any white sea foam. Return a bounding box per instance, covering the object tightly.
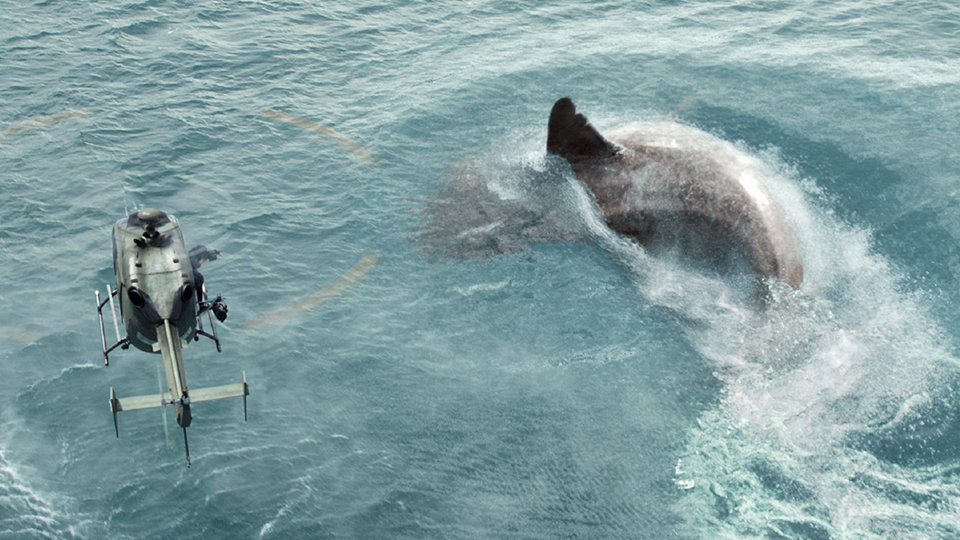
[658,144,960,540]
[0,447,82,539]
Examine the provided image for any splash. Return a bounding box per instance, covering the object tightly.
[418,119,960,539]
[415,149,585,261]
[662,149,960,540]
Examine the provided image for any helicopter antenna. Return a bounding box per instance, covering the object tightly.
[159,359,170,450]
[183,428,191,468]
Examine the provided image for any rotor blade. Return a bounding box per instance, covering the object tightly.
[673,90,704,115]
[0,326,40,344]
[243,252,379,329]
[0,109,89,139]
[259,109,378,165]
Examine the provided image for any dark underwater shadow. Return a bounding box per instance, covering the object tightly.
[412,155,584,261]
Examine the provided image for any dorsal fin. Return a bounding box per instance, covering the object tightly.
[546,97,619,165]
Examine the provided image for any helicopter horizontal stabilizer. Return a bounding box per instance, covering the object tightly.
[189,381,248,403]
[111,391,170,412]
[110,372,249,437]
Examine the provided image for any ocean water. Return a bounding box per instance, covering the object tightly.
[2,1,960,538]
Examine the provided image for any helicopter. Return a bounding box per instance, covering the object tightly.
[95,208,248,466]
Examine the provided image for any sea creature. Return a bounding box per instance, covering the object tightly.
[547,97,803,289]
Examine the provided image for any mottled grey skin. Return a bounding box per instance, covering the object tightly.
[547,97,803,289]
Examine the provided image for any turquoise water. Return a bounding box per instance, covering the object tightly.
[3,1,960,538]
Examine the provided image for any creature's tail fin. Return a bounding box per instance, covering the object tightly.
[546,97,619,165]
